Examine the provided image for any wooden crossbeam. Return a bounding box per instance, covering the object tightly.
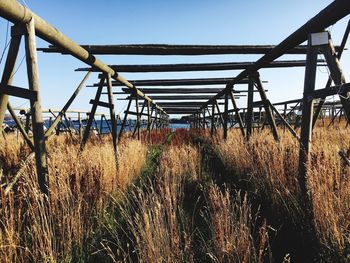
[126,95,246,100]
[138,102,224,107]
[0,83,37,100]
[91,77,254,87]
[89,99,113,108]
[106,88,265,95]
[75,59,326,72]
[40,44,341,55]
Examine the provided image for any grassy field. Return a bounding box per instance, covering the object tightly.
[0,127,349,262]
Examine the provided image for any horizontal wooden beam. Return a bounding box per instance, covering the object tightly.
[39,44,341,55]
[103,88,266,95]
[127,95,246,100]
[310,83,350,99]
[91,77,256,87]
[89,99,113,108]
[139,102,224,107]
[125,111,167,120]
[0,84,37,100]
[253,98,301,107]
[75,59,326,73]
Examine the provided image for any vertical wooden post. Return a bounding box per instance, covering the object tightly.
[203,108,206,129]
[223,90,229,139]
[215,100,224,128]
[299,34,318,213]
[283,103,287,131]
[24,18,48,194]
[246,75,254,140]
[106,73,118,162]
[118,97,132,142]
[25,112,31,133]
[211,101,215,136]
[147,100,151,142]
[134,92,140,140]
[321,38,350,121]
[254,72,279,141]
[152,109,158,130]
[298,33,319,257]
[78,112,82,139]
[0,25,22,127]
[133,101,145,137]
[80,76,105,150]
[229,91,245,137]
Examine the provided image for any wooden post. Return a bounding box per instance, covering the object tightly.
[0,25,22,127]
[299,35,318,206]
[25,112,31,133]
[134,92,140,140]
[215,100,225,128]
[229,90,245,137]
[254,72,279,141]
[118,97,132,142]
[246,75,254,140]
[24,18,48,194]
[321,38,350,121]
[211,101,215,136]
[106,73,118,162]
[133,100,145,137]
[78,112,82,139]
[223,90,229,139]
[147,100,151,142]
[80,76,105,150]
[298,33,319,257]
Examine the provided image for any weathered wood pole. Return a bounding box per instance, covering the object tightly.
[0,25,22,127]
[254,72,279,141]
[133,100,145,138]
[298,33,319,259]
[211,101,215,136]
[223,90,229,139]
[147,100,151,142]
[215,100,224,128]
[321,38,350,121]
[229,90,245,137]
[246,75,254,140]
[106,73,118,162]
[80,76,105,150]
[78,112,82,139]
[24,18,48,194]
[118,98,132,142]
[135,92,140,140]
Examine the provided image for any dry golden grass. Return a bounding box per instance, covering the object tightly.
[204,183,269,263]
[215,127,350,258]
[107,144,200,262]
[0,134,147,262]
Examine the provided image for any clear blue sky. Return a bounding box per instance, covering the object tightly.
[0,0,349,118]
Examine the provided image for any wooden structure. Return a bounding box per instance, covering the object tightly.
[0,0,349,210]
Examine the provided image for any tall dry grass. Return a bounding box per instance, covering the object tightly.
[99,141,272,262]
[215,127,350,259]
[204,183,269,263]
[103,144,200,262]
[0,134,147,262]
